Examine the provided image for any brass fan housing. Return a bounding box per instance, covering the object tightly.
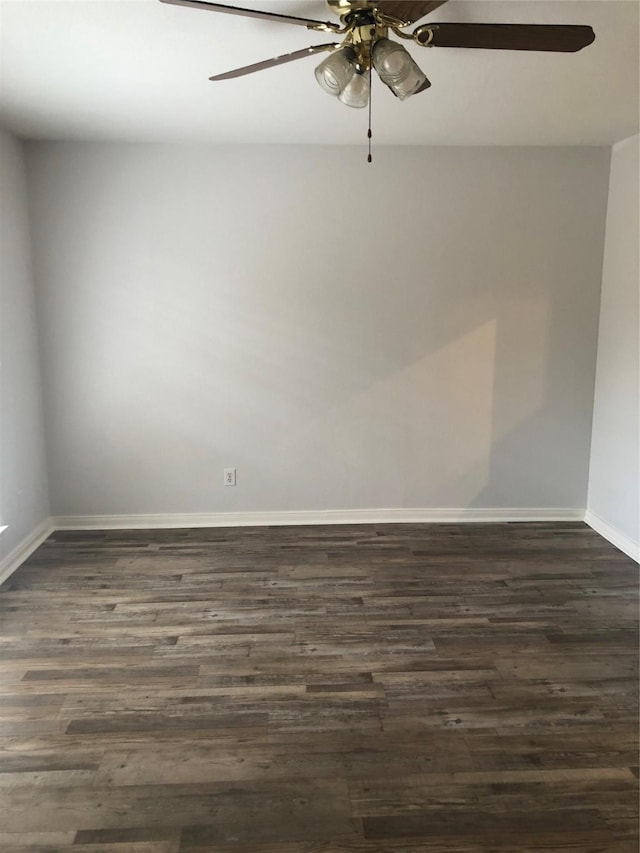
[327,0,377,18]
[326,0,390,69]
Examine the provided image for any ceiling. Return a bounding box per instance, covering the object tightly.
[0,0,638,145]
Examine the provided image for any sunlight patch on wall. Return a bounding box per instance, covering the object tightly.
[273,318,498,509]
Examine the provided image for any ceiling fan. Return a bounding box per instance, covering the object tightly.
[159,0,595,109]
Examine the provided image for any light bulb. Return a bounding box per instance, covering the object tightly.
[314,46,358,98]
[338,70,369,108]
[372,38,429,100]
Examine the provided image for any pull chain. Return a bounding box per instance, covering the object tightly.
[367,63,373,163]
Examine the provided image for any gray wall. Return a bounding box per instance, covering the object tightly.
[0,129,49,562]
[26,143,611,517]
[588,135,639,553]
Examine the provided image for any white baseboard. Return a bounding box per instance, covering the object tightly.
[0,519,54,586]
[585,510,640,563]
[0,510,590,581]
[51,507,585,531]
[6,510,635,586]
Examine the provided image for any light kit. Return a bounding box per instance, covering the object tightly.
[310,7,430,108]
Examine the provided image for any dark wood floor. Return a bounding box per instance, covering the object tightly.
[0,522,637,852]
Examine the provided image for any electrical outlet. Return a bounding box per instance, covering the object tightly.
[224,468,236,487]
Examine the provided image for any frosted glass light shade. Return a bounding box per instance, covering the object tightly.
[372,38,427,100]
[314,46,358,98]
[338,70,369,108]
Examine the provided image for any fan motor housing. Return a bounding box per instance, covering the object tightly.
[327,0,377,19]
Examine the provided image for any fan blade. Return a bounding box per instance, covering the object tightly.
[209,43,338,80]
[415,23,595,52]
[159,0,341,32]
[376,1,447,25]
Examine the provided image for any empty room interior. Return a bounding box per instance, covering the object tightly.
[0,0,639,850]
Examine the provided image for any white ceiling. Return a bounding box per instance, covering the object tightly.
[1,0,638,145]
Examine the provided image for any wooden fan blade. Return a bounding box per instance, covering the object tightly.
[416,23,595,52]
[159,0,341,32]
[209,43,338,80]
[376,1,447,25]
